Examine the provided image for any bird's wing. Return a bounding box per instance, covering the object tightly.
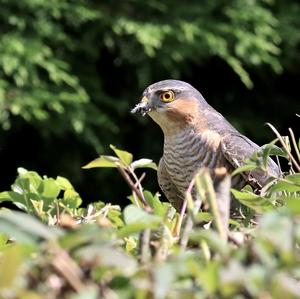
[158,158,183,211]
[220,133,279,189]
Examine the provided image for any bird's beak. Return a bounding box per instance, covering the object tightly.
[131,96,152,116]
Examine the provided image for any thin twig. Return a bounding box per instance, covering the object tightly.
[128,167,146,203]
[180,196,201,251]
[179,178,201,250]
[289,128,300,163]
[202,171,227,242]
[51,247,85,293]
[267,123,300,172]
[275,156,283,177]
[140,229,151,263]
[134,172,146,187]
[132,172,146,207]
[174,178,195,237]
[116,165,151,211]
[55,201,60,225]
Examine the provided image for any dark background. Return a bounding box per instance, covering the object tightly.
[0,0,299,206]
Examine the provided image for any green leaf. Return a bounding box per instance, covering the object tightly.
[56,176,74,190]
[260,143,288,157]
[39,178,60,199]
[82,155,119,168]
[118,205,161,237]
[231,189,275,213]
[0,245,27,289]
[232,164,258,176]
[196,212,213,222]
[0,233,9,251]
[153,264,175,299]
[0,211,62,243]
[123,204,161,225]
[257,211,294,256]
[110,145,133,165]
[196,261,219,294]
[259,143,287,168]
[143,191,165,216]
[131,158,157,170]
[15,168,43,192]
[118,222,158,238]
[269,179,300,193]
[75,245,137,275]
[61,189,82,208]
[284,197,300,214]
[0,191,28,211]
[0,191,13,202]
[284,174,300,185]
[189,230,229,257]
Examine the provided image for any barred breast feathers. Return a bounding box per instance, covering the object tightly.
[163,127,225,193]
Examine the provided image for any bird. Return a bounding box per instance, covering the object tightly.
[131,79,279,211]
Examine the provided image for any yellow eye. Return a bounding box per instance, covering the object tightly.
[160,90,175,103]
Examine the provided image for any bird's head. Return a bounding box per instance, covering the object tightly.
[131,79,209,134]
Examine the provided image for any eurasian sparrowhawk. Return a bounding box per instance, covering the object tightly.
[131,80,279,211]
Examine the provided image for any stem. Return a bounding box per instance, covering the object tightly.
[56,200,60,225]
[179,177,201,250]
[202,171,227,242]
[174,178,194,237]
[179,196,201,251]
[51,246,85,293]
[128,167,146,203]
[267,123,300,172]
[140,229,151,263]
[117,165,151,211]
[289,128,300,163]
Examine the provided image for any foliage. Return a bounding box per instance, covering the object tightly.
[0,127,299,298]
[0,0,299,201]
[0,0,299,148]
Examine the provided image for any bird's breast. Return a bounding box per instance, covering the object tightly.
[163,128,226,194]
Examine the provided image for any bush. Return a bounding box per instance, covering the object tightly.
[0,125,299,298]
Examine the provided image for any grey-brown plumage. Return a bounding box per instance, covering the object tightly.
[131,80,279,211]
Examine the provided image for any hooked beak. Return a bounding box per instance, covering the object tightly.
[131,96,152,116]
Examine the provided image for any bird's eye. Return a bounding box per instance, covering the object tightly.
[160,90,175,103]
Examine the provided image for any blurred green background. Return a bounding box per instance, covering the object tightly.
[0,0,299,205]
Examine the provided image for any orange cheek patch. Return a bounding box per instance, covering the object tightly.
[165,98,199,125]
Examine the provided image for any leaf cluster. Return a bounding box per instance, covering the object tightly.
[0,127,299,298]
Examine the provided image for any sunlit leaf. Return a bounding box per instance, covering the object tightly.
[62,189,82,208]
[231,189,275,213]
[110,145,133,165]
[56,176,74,190]
[131,158,157,170]
[82,155,119,168]
[39,178,60,199]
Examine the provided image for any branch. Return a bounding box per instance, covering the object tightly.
[117,165,151,211]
